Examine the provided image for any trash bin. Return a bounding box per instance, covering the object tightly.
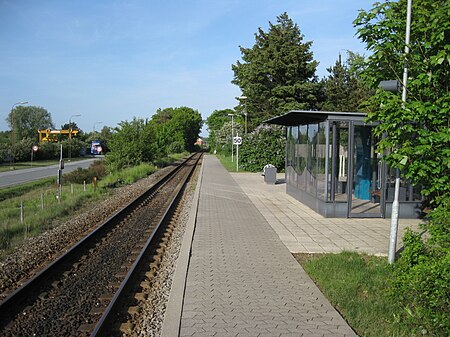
[263,166,277,184]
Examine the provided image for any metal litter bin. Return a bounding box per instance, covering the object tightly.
[263,166,277,184]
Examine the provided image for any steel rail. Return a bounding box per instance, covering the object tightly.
[91,152,202,336]
[0,153,197,326]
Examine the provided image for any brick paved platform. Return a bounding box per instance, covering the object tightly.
[231,172,421,255]
[162,155,356,337]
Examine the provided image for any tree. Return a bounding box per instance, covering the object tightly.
[355,1,450,334]
[149,107,203,155]
[6,106,54,142]
[206,109,239,153]
[214,121,244,156]
[321,52,372,112]
[232,13,321,129]
[354,0,450,202]
[106,118,156,171]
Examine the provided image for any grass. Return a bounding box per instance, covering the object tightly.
[0,157,86,172]
[0,182,103,257]
[295,251,413,337]
[216,153,239,172]
[0,177,56,202]
[100,163,158,187]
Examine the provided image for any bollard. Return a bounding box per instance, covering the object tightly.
[20,200,24,223]
[93,176,97,192]
[41,192,44,209]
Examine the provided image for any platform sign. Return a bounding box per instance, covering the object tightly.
[233,136,242,145]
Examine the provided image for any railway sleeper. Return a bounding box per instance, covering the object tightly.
[119,322,135,334]
[78,323,97,333]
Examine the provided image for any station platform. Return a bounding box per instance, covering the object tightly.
[161,155,421,337]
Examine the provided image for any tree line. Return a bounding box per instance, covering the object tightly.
[1,105,202,172]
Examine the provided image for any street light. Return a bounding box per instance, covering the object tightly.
[68,114,81,162]
[10,101,29,169]
[237,96,248,134]
[386,0,412,264]
[93,121,103,132]
[228,113,234,162]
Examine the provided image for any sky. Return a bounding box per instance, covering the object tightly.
[0,0,376,136]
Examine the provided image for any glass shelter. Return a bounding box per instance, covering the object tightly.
[267,111,422,218]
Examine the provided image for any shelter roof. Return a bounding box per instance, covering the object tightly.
[265,110,367,126]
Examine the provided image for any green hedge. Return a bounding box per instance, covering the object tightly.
[239,124,286,172]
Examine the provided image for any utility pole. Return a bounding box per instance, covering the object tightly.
[388,0,412,264]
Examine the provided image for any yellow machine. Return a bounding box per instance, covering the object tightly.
[38,129,79,142]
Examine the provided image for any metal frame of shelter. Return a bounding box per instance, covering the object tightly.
[266,110,422,218]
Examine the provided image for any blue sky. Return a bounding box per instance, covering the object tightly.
[0,0,375,136]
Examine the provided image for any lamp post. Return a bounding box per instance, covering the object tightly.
[228,114,234,162]
[387,0,412,265]
[93,121,103,132]
[10,101,29,169]
[237,96,248,134]
[68,114,81,162]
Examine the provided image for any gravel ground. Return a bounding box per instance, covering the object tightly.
[132,165,198,337]
[0,165,175,298]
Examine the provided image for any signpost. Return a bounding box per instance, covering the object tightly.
[31,145,38,166]
[233,134,242,172]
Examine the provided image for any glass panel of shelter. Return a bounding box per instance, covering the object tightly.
[328,121,350,203]
[348,123,384,217]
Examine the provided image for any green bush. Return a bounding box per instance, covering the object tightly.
[64,160,106,184]
[392,195,450,336]
[239,124,286,172]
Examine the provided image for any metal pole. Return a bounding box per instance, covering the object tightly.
[68,118,72,162]
[236,133,239,172]
[228,114,234,162]
[58,143,63,203]
[388,0,412,264]
[244,113,248,134]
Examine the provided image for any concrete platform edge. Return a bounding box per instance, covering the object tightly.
[160,157,204,337]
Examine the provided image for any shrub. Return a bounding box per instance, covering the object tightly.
[392,195,450,335]
[64,160,106,184]
[239,124,286,172]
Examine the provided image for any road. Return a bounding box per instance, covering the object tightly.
[0,158,100,188]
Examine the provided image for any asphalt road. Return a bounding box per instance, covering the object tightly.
[0,158,101,188]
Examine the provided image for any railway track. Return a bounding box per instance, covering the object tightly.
[0,152,202,336]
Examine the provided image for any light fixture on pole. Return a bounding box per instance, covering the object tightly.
[93,121,103,132]
[237,96,248,134]
[68,114,81,162]
[228,113,234,162]
[10,101,29,169]
[387,0,412,264]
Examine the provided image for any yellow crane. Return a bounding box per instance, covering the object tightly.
[38,129,79,142]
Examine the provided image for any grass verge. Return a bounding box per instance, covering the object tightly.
[216,153,239,172]
[295,252,412,337]
[0,157,86,172]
